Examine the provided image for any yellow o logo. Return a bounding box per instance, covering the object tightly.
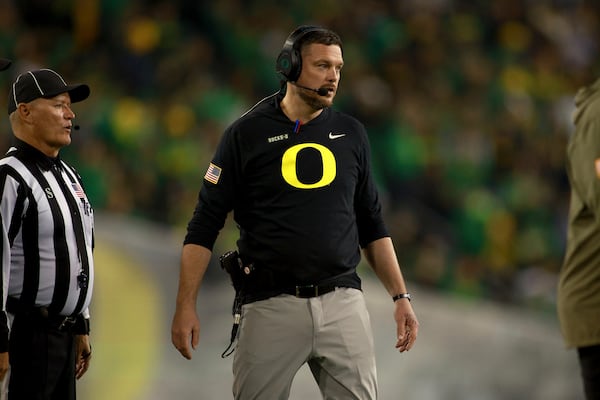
[281,143,336,189]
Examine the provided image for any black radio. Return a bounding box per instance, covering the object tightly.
[220,250,242,290]
[219,250,250,358]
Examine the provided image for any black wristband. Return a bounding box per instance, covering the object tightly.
[392,293,411,302]
[73,316,90,335]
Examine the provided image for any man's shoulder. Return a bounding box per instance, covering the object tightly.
[0,150,28,189]
[237,93,280,121]
[324,108,367,138]
[0,147,20,166]
[227,95,283,134]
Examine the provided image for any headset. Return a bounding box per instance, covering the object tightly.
[276,25,329,82]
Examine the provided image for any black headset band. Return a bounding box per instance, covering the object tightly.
[283,25,327,53]
[276,25,329,82]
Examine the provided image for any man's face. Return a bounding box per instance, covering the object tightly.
[297,43,343,110]
[27,93,76,156]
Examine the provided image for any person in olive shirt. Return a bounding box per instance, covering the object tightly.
[559,77,600,400]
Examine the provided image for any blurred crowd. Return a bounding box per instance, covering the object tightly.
[0,0,598,309]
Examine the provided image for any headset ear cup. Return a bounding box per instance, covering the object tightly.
[276,48,301,82]
[276,50,292,80]
[288,48,301,82]
[277,25,325,82]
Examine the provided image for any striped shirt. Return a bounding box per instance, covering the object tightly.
[0,139,94,350]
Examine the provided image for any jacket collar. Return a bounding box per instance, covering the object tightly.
[10,138,61,171]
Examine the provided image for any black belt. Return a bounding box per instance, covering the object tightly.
[6,297,77,331]
[243,283,342,304]
[283,284,338,298]
[239,263,361,304]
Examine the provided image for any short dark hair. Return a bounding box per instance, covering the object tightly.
[296,28,343,55]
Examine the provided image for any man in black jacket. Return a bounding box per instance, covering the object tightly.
[172,25,418,400]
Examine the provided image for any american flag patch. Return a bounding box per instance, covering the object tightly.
[204,162,222,184]
[72,182,85,198]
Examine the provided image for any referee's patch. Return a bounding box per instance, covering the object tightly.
[596,159,600,179]
[204,162,222,184]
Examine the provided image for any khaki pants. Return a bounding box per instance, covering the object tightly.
[233,287,377,399]
[0,371,7,400]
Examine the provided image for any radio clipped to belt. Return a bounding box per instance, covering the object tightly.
[219,250,254,358]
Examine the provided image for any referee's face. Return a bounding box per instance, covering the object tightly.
[27,93,76,157]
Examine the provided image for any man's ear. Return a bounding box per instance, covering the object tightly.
[16,102,36,127]
[17,103,32,120]
[17,103,29,115]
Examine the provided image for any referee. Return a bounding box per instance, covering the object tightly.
[0,57,10,400]
[0,68,94,399]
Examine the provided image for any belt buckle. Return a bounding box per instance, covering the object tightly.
[295,284,318,298]
[59,316,77,330]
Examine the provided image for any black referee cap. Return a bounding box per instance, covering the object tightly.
[0,58,11,71]
[8,68,90,114]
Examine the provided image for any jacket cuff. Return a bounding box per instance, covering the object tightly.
[73,316,90,335]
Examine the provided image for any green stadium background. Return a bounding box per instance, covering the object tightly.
[0,1,596,399]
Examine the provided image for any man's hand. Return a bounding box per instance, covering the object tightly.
[394,299,419,352]
[171,244,211,360]
[75,334,92,379]
[171,307,200,360]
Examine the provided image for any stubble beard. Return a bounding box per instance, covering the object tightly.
[299,90,329,111]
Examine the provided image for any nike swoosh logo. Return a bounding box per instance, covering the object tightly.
[329,132,346,139]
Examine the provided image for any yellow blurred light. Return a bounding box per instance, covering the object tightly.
[111,98,149,143]
[164,104,196,138]
[501,65,533,94]
[126,17,161,55]
[499,21,532,53]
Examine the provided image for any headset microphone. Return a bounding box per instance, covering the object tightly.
[293,82,330,96]
[73,125,80,130]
